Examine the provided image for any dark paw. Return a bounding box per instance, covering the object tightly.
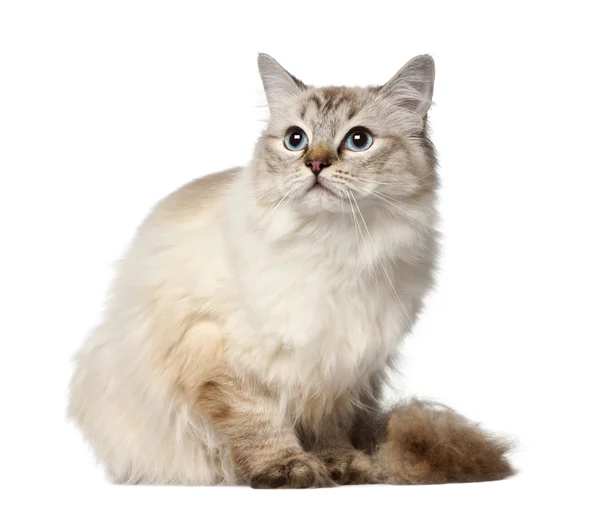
[250,453,335,489]
[321,450,380,485]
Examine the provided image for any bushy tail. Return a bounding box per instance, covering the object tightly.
[357,399,515,484]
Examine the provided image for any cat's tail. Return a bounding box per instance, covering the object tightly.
[356,399,515,484]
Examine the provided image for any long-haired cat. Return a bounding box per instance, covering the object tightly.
[68,54,513,487]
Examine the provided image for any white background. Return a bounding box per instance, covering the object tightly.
[1,1,599,511]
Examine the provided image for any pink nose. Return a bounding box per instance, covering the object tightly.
[305,159,331,175]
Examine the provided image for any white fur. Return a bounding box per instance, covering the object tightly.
[69,55,438,484]
[69,165,436,484]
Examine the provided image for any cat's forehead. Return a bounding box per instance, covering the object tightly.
[270,85,381,137]
[300,87,366,117]
[297,86,375,126]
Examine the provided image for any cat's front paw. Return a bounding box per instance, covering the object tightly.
[319,449,381,485]
[249,452,335,489]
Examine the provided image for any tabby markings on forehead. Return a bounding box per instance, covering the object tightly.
[307,94,322,111]
[319,87,347,114]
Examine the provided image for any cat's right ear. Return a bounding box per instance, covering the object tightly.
[257,54,305,111]
[380,55,435,118]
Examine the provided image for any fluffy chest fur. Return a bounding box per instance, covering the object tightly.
[222,184,435,404]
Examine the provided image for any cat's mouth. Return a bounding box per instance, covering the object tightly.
[308,180,340,198]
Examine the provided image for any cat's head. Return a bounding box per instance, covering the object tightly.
[252,54,438,217]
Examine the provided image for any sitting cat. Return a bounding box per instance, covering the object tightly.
[69,53,513,487]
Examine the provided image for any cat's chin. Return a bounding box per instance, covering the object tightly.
[295,185,346,214]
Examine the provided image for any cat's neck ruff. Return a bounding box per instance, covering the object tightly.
[227,167,430,272]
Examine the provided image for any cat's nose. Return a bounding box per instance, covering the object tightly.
[305,159,331,176]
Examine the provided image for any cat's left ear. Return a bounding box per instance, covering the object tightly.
[258,54,305,111]
[380,55,435,118]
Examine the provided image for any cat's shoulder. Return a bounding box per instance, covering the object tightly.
[149,167,242,225]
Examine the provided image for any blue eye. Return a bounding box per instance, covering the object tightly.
[284,127,308,151]
[345,128,373,152]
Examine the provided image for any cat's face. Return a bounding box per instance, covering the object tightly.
[253,54,438,217]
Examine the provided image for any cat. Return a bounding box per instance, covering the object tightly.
[68,53,513,487]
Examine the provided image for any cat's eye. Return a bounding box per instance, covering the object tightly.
[344,128,373,152]
[284,127,308,151]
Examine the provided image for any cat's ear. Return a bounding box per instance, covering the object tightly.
[380,55,435,118]
[258,53,305,111]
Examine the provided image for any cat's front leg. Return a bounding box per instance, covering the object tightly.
[195,374,335,488]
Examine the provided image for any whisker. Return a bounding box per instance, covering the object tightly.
[345,190,361,249]
[283,185,302,208]
[227,185,296,268]
[254,187,295,229]
[351,184,421,223]
[349,171,437,187]
[186,190,278,228]
[348,191,411,323]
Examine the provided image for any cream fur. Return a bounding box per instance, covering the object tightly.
[68,54,439,485]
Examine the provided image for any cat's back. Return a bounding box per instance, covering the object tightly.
[146,167,241,230]
[112,167,243,320]
[121,167,242,282]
